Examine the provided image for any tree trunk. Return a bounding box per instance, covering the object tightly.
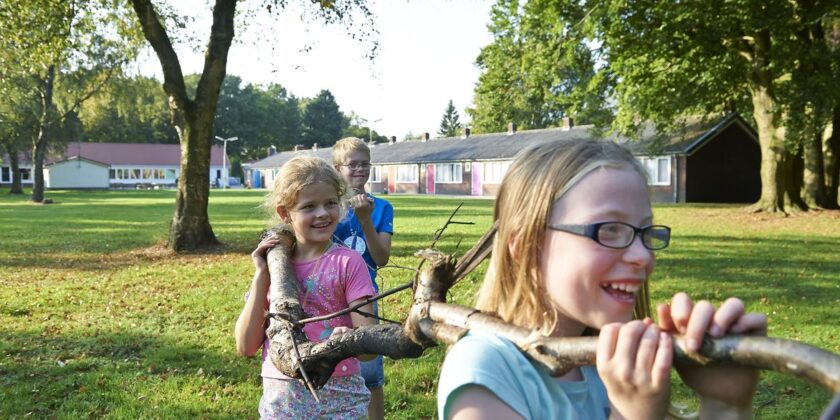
[7,146,23,194]
[30,66,55,204]
[748,31,807,213]
[802,131,826,208]
[168,113,219,250]
[131,0,237,251]
[823,106,840,208]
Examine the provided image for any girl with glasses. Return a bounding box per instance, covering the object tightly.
[437,139,767,419]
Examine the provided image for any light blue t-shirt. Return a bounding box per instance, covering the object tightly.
[437,331,611,420]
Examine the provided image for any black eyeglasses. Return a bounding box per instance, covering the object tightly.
[341,161,371,170]
[548,221,671,250]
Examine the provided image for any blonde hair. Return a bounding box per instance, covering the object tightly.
[263,155,349,225]
[332,137,371,166]
[476,139,650,335]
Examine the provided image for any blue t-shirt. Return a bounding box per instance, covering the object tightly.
[333,195,394,289]
[437,331,611,420]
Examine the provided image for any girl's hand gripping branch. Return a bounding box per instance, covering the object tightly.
[597,319,673,420]
[657,292,767,418]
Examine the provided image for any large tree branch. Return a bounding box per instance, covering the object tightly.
[129,0,188,112]
[261,223,840,406]
[194,0,237,119]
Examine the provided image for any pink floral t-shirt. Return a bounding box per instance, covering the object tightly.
[261,244,374,379]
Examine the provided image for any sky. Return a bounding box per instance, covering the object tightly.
[137,0,494,141]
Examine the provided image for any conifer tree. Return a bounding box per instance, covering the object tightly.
[438,100,462,138]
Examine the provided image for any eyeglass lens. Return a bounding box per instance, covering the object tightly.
[345,162,370,169]
[597,223,669,250]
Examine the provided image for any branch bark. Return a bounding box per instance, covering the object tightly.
[262,226,840,399]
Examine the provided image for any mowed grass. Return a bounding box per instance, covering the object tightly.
[1,190,838,419]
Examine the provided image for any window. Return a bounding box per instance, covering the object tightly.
[109,169,116,179]
[1,167,9,182]
[166,169,177,179]
[369,165,381,183]
[396,165,417,183]
[481,161,510,184]
[131,169,141,179]
[638,157,670,185]
[435,163,462,183]
[20,168,31,181]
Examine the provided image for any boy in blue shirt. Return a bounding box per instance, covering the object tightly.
[332,137,394,420]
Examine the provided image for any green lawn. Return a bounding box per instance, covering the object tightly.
[1,190,838,419]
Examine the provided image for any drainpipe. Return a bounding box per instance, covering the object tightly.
[673,156,678,203]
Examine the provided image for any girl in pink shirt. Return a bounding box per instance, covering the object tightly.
[235,155,376,419]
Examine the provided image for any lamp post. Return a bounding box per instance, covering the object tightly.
[214,136,238,189]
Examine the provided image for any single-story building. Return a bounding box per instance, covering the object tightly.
[2,142,230,190]
[45,156,111,189]
[245,113,761,203]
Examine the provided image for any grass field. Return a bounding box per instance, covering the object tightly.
[1,189,838,419]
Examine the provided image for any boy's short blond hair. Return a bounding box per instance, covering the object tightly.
[332,137,371,166]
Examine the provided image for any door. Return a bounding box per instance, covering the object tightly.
[426,164,435,195]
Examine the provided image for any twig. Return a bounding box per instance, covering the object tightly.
[290,327,320,403]
[291,282,413,326]
[418,202,465,271]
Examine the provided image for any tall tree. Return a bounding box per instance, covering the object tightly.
[0,0,139,203]
[129,1,375,251]
[588,0,840,213]
[208,75,303,163]
[474,0,839,212]
[438,100,463,138]
[301,89,347,147]
[469,0,611,133]
[0,74,39,195]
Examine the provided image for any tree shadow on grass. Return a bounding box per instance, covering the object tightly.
[0,330,260,418]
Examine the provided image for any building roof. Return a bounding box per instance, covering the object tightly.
[240,113,759,170]
[249,126,595,169]
[616,113,758,156]
[4,142,226,166]
[47,156,111,168]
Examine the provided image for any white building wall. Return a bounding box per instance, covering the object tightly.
[45,160,109,189]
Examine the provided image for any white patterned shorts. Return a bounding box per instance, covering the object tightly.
[259,374,370,419]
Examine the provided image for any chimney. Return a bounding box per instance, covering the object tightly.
[562,117,574,131]
[507,123,517,135]
[312,143,318,151]
[389,136,396,145]
[422,132,430,142]
[292,144,303,151]
[268,145,277,156]
[461,127,471,139]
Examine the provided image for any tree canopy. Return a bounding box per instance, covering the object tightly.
[0,0,141,202]
[470,0,840,211]
[468,0,612,134]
